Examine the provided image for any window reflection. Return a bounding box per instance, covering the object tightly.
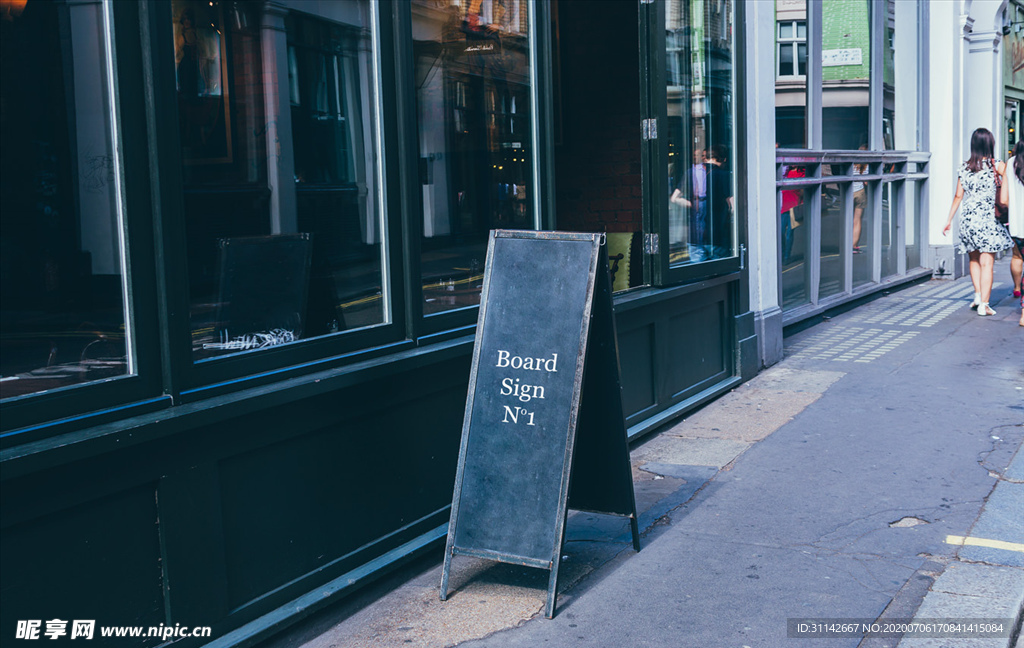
[780,165,810,308]
[666,0,735,266]
[820,183,844,299]
[176,0,385,361]
[881,181,897,278]
[412,0,533,315]
[775,0,807,148]
[1,0,131,398]
[883,0,895,150]
[853,180,874,289]
[906,180,921,270]
[822,0,870,150]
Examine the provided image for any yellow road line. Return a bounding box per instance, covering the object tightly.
[945,535,1024,553]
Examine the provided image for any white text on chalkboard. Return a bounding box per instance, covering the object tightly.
[495,350,559,372]
[502,406,535,426]
[501,377,545,402]
[496,350,558,427]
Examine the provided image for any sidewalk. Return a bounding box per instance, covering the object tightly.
[261,260,1023,648]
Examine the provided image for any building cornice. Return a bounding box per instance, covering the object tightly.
[966,30,1002,53]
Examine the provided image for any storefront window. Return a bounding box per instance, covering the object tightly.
[780,167,810,309]
[412,0,533,315]
[1006,100,1021,160]
[852,179,874,288]
[174,0,385,361]
[666,0,735,266]
[883,0,895,150]
[822,0,870,150]
[775,1,807,148]
[880,180,897,279]
[1,0,132,399]
[906,180,921,270]
[820,182,844,299]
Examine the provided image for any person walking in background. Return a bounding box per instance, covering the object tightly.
[1000,139,1024,326]
[705,144,733,259]
[851,145,868,254]
[942,127,1014,317]
[670,148,708,262]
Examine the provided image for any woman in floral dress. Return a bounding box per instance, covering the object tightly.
[942,128,1014,316]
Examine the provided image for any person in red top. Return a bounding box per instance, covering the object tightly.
[780,165,805,263]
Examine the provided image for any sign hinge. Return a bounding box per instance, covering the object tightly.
[644,233,660,255]
[641,118,658,141]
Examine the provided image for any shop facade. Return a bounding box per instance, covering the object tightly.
[761,0,933,348]
[1,1,752,644]
[6,0,1011,646]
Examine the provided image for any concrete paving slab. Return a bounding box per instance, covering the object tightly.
[896,589,1017,648]
[633,436,751,468]
[304,558,546,648]
[658,372,841,443]
[1006,445,1024,482]
[927,562,1024,602]
[959,481,1024,567]
[899,637,1007,648]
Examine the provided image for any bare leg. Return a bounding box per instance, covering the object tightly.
[979,252,995,305]
[1011,245,1023,296]
[852,207,863,249]
[968,251,981,292]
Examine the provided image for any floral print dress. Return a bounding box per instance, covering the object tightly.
[957,160,1013,254]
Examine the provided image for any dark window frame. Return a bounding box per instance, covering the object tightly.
[155,1,410,403]
[646,0,743,288]
[0,1,165,441]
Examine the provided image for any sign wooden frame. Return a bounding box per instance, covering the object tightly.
[440,230,640,618]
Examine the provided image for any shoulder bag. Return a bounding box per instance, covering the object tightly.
[994,160,1009,225]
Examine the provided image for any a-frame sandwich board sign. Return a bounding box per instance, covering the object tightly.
[439,230,640,618]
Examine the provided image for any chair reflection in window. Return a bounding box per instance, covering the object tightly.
[202,234,313,354]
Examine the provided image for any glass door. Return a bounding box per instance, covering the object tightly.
[643,0,739,286]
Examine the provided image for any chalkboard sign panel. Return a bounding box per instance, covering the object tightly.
[440,230,639,618]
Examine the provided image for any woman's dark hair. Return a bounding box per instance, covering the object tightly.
[966,127,995,173]
[1013,139,1024,186]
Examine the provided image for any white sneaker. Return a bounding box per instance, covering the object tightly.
[977,303,996,316]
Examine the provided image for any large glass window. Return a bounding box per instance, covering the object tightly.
[880,180,897,279]
[822,0,870,150]
[1,0,132,399]
[412,0,533,315]
[883,0,895,149]
[906,179,921,270]
[780,166,810,309]
[173,0,385,361]
[775,1,807,148]
[775,1,928,318]
[666,0,735,266]
[820,182,845,299]
[1006,99,1021,161]
[852,177,874,288]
